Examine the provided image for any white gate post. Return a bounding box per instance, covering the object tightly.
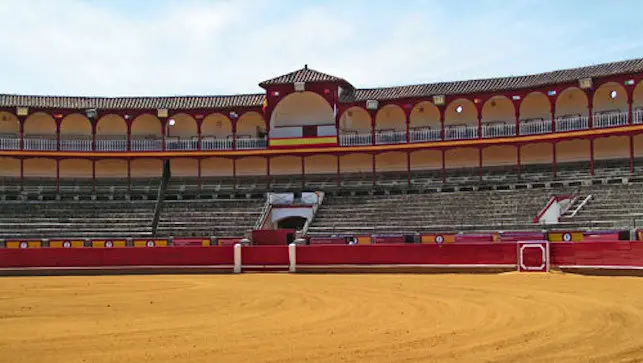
[233,243,242,274]
[288,243,297,273]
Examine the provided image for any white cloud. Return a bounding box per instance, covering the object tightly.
[0,0,641,97]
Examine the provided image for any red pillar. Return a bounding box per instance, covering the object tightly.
[478,147,483,181]
[161,120,166,151]
[232,123,237,150]
[587,89,594,128]
[197,158,202,191]
[92,158,96,193]
[589,139,595,176]
[127,122,132,151]
[19,116,25,151]
[372,153,376,186]
[19,158,24,191]
[630,135,635,173]
[551,107,556,133]
[516,145,521,180]
[441,149,446,184]
[301,157,305,189]
[439,107,445,140]
[514,108,520,136]
[371,111,376,145]
[197,121,202,150]
[56,120,61,151]
[91,124,96,151]
[552,143,557,178]
[476,103,482,139]
[406,151,411,187]
[629,101,634,125]
[404,106,411,143]
[127,159,131,193]
[56,159,60,193]
[336,155,341,188]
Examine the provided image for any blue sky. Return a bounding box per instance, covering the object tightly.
[1,0,642,96]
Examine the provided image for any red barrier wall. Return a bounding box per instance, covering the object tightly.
[0,246,234,269]
[551,242,643,267]
[241,246,289,266]
[295,243,517,266]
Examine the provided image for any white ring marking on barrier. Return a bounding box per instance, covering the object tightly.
[563,233,572,242]
[435,235,444,244]
[63,241,71,248]
[105,241,114,248]
[19,242,28,249]
[146,240,155,248]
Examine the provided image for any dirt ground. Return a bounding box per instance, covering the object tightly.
[1,273,643,363]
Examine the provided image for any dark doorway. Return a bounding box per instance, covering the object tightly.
[277,216,307,230]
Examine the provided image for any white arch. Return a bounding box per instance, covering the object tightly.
[270,91,334,128]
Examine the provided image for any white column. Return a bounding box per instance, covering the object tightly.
[233,243,242,274]
[288,243,297,273]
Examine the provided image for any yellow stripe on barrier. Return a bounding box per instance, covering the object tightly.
[92,240,127,248]
[548,232,584,242]
[133,239,168,248]
[50,240,85,248]
[421,234,456,244]
[202,239,212,247]
[6,241,42,248]
[357,236,371,245]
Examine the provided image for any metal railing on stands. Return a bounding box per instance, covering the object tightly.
[23,137,56,151]
[60,138,92,151]
[633,109,643,124]
[340,133,371,146]
[131,138,162,151]
[236,137,267,150]
[445,125,478,140]
[0,137,20,150]
[593,111,629,128]
[165,139,198,151]
[410,128,441,142]
[555,115,588,132]
[375,130,406,144]
[482,123,516,138]
[519,119,552,135]
[201,138,233,150]
[95,138,128,151]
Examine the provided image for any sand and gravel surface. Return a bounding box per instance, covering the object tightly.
[1,273,643,363]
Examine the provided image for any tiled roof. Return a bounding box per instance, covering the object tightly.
[0,93,265,110]
[2,58,642,111]
[259,65,347,87]
[340,57,643,102]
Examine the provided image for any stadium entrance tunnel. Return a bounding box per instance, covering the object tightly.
[276,216,307,230]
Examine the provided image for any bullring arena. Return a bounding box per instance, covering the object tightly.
[3,58,643,362]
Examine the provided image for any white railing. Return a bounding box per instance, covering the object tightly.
[445,125,478,140]
[201,138,233,150]
[482,123,516,138]
[410,128,441,142]
[165,139,198,151]
[60,138,92,151]
[95,138,128,151]
[555,115,588,132]
[340,133,372,146]
[519,119,552,135]
[131,138,163,151]
[593,111,629,128]
[24,137,57,150]
[236,137,267,150]
[375,130,406,144]
[633,109,643,125]
[0,137,20,150]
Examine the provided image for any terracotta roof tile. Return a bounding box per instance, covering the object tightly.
[259,65,347,87]
[0,93,265,110]
[340,57,643,102]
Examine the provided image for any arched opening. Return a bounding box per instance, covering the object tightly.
[237,111,266,138]
[634,82,643,124]
[445,98,477,139]
[555,87,589,131]
[340,107,371,140]
[167,113,197,138]
[374,104,406,144]
[0,112,20,136]
[0,157,20,178]
[593,82,629,128]
[519,92,552,135]
[276,216,307,230]
[95,159,127,179]
[95,114,128,151]
[481,96,515,137]
[201,113,232,150]
[60,113,92,150]
[59,159,92,179]
[270,91,333,128]
[131,114,162,137]
[409,101,440,141]
[23,113,56,150]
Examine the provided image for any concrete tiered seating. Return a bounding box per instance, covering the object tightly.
[156,198,265,237]
[561,183,643,229]
[0,178,160,200]
[0,200,155,239]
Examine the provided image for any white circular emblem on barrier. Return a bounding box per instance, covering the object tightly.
[562,233,572,242]
[19,241,28,249]
[63,240,71,248]
[146,240,155,248]
[105,240,114,248]
[435,235,444,244]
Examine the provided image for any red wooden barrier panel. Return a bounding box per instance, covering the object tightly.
[241,246,289,268]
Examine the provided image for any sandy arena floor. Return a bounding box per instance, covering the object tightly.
[1,273,643,363]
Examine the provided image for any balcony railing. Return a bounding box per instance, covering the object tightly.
[340,133,371,146]
[375,130,406,144]
[445,125,478,140]
[555,115,588,132]
[482,123,516,138]
[0,111,641,153]
[410,128,441,143]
